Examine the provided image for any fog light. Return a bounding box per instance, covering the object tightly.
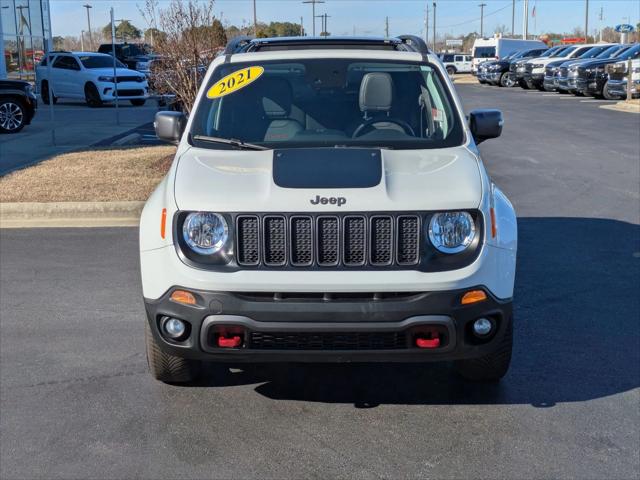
[473,318,493,336]
[163,318,186,339]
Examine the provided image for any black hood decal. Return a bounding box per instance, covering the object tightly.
[272,148,382,189]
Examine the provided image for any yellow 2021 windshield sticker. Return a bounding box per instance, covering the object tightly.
[206,66,264,99]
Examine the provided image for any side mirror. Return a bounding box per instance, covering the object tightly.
[469,109,503,144]
[154,111,187,144]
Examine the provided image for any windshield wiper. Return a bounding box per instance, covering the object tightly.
[192,134,269,151]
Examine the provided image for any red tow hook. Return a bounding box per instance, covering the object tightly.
[415,336,441,349]
[217,335,242,348]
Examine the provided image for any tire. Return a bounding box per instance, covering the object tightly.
[84,83,103,108]
[446,66,456,76]
[454,317,513,382]
[535,83,546,91]
[499,72,515,88]
[0,98,26,133]
[145,321,202,384]
[602,81,618,100]
[40,81,57,105]
[130,99,146,106]
[518,79,530,90]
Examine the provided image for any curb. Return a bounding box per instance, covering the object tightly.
[0,201,144,228]
[600,100,640,114]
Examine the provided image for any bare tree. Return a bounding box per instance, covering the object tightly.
[141,0,227,113]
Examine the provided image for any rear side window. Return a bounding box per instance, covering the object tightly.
[474,47,496,58]
[442,54,454,62]
[53,56,80,70]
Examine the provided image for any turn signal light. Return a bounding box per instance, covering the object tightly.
[170,290,197,306]
[461,290,487,305]
[160,208,167,239]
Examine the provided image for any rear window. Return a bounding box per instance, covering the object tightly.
[442,54,454,62]
[474,47,496,58]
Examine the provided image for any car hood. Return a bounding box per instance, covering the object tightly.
[173,146,483,212]
[580,58,620,69]
[90,67,145,77]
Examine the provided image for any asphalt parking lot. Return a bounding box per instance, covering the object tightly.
[1,84,639,479]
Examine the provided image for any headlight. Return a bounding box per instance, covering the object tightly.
[182,212,229,255]
[428,212,476,254]
[98,76,115,82]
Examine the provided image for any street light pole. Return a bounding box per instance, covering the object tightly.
[253,0,258,37]
[522,0,529,40]
[432,2,436,52]
[511,0,515,36]
[584,0,589,42]
[303,0,325,36]
[80,30,85,51]
[83,4,93,49]
[479,3,487,37]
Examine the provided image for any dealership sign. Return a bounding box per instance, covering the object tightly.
[615,24,635,33]
[445,39,463,46]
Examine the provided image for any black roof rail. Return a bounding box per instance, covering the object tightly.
[397,35,431,55]
[224,35,254,55]
[222,35,432,56]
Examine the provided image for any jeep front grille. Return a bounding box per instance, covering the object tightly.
[249,331,408,350]
[236,213,422,269]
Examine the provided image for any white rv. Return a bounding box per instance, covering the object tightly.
[471,36,548,74]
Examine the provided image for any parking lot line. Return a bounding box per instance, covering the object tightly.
[580,99,611,103]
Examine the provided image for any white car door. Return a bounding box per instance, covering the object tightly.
[50,56,80,96]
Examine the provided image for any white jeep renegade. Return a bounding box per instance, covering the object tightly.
[140,36,517,384]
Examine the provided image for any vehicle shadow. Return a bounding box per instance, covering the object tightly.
[195,217,640,407]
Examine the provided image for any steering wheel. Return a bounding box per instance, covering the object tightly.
[352,117,416,138]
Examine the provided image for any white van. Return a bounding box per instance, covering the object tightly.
[472,37,548,74]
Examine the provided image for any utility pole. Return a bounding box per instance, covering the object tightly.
[300,16,304,36]
[303,0,325,36]
[80,30,85,51]
[425,5,429,44]
[83,4,93,49]
[522,0,529,40]
[253,0,258,36]
[511,0,515,36]
[598,6,603,42]
[385,16,389,37]
[584,0,589,42]
[479,3,487,37]
[432,2,436,52]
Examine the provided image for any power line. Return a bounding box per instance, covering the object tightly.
[436,2,513,30]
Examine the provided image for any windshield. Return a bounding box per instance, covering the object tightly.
[80,55,127,69]
[191,59,464,150]
[539,47,558,58]
[596,45,624,59]
[474,47,496,58]
[578,46,608,59]
[617,44,640,60]
[551,47,572,57]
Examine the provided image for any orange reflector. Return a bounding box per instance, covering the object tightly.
[490,207,497,239]
[170,290,197,306]
[461,290,487,305]
[160,208,167,239]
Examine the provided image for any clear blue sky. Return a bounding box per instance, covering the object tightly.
[50,0,640,38]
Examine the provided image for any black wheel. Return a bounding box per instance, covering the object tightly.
[454,317,513,382]
[84,83,103,108]
[145,321,201,384]
[602,81,618,100]
[0,98,26,133]
[40,81,57,105]
[130,99,146,106]
[535,83,546,91]
[446,66,456,76]
[518,79,530,90]
[499,72,515,88]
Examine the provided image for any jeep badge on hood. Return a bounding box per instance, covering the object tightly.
[310,195,346,206]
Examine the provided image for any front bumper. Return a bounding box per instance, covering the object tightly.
[97,81,150,101]
[486,72,502,83]
[523,72,544,86]
[145,286,512,363]
[543,76,557,91]
[607,79,640,98]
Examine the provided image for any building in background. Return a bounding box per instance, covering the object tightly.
[1,0,52,80]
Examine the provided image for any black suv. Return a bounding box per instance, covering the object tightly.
[97,43,152,71]
[0,80,37,134]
